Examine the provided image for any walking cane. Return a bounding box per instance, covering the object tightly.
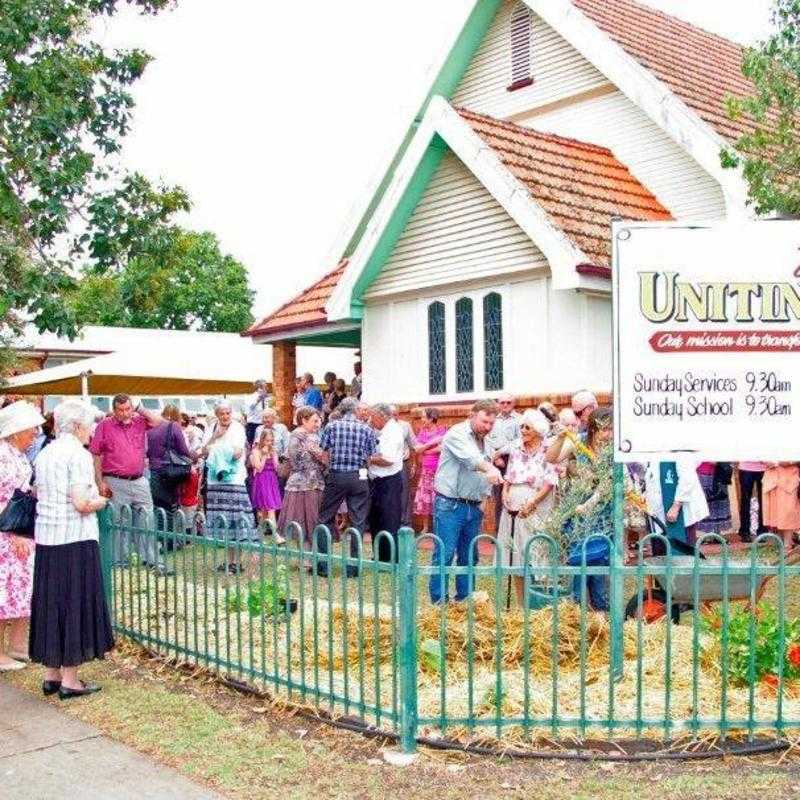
[506,510,519,611]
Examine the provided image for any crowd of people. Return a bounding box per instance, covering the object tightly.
[2,373,800,691]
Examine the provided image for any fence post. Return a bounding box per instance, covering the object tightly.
[397,527,418,753]
[610,462,625,681]
[98,504,114,616]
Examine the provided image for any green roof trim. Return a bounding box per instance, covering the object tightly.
[427,0,504,101]
[288,326,361,348]
[350,137,448,312]
[342,0,502,259]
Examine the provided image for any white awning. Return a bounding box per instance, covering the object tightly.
[5,348,263,396]
[6,346,355,399]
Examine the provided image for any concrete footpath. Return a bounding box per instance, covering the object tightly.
[1,681,225,800]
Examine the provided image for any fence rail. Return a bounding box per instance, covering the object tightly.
[99,505,800,754]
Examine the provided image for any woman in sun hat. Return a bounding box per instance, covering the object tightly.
[0,400,44,672]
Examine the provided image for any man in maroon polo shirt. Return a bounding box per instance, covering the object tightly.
[90,394,172,575]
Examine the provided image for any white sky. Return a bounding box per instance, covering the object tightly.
[99,0,775,321]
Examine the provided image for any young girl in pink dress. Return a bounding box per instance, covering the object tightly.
[412,408,446,533]
[249,429,284,542]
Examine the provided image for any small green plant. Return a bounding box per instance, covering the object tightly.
[418,639,443,675]
[703,603,800,687]
[225,566,288,617]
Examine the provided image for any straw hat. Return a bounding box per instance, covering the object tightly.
[0,400,45,439]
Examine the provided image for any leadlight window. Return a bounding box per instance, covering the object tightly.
[483,292,504,391]
[455,297,474,393]
[508,3,534,91]
[428,301,446,395]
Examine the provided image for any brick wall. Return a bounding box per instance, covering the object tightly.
[271,342,297,427]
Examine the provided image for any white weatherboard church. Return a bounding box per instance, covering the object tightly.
[245,0,757,422]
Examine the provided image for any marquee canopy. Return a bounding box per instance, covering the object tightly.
[6,347,263,397]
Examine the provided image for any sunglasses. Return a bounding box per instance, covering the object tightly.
[499,400,514,406]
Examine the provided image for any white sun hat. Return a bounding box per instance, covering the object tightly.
[0,400,45,439]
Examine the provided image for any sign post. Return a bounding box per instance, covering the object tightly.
[613,220,800,463]
[610,219,800,681]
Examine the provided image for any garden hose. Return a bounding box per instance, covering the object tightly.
[219,674,792,763]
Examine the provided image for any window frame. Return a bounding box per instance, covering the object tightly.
[483,292,504,391]
[427,300,447,395]
[455,296,475,394]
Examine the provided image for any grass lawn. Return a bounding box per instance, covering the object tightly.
[5,641,800,800]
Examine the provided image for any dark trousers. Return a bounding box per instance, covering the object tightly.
[368,472,403,562]
[317,470,371,575]
[150,469,183,546]
[245,422,259,447]
[400,460,412,527]
[738,470,765,536]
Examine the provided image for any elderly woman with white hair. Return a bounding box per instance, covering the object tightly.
[200,400,259,574]
[0,400,44,671]
[29,400,113,698]
[497,409,559,607]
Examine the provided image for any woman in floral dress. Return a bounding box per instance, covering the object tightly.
[497,409,559,607]
[277,407,328,545]
[0,401,45,671]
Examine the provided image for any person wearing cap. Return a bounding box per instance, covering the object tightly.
[244,380,271,447]
[0,400,44,671]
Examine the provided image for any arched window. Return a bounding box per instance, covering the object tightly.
[455,297,474,393]
[508,3,534,91]
[428,301,446,395]
[483,292,504,391]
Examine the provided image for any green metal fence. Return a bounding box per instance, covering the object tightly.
[99,504,800,754]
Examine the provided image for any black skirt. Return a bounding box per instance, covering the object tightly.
[29,540,115,668]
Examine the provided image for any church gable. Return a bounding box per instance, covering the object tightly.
[363,150,547,300]
[452,0,611,120]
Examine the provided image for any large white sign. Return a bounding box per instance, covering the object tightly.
[614,220,800,461]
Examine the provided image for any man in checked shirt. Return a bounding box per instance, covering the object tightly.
[316,397,378,577]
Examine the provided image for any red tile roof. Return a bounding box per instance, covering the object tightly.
[458,106,672,266]
[572,0,758,143]
[245,259,348,337]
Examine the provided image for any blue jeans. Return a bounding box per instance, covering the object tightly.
[567,536,610,612]
[429,496,484,603]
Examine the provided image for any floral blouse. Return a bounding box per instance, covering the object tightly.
[0,439,33,531]
[284,429,325,492]
[505,441,558,491]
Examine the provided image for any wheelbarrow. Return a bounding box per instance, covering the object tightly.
[625,515,800,623]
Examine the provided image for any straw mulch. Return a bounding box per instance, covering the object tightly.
[313,599,611,676]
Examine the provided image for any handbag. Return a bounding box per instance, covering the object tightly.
[276,457,291,481]
[162,423,192,481]
[0,489,37,539]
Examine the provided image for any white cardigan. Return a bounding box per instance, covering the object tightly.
[644,458,709,528]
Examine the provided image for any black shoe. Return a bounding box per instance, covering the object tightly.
[42,680,61,696]
[59,681,101,700]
